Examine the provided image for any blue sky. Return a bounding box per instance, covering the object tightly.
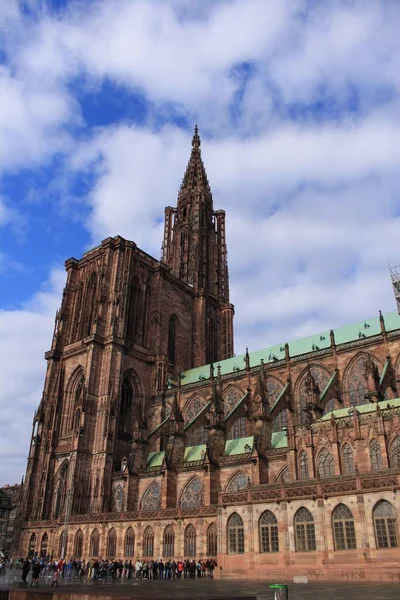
[1,0,400,485]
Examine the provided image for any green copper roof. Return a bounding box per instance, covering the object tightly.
[271,430,288,449]
[320,397,400,421]
[184,444,207,462]
[181,311,400,386]
[147,451,165,468]
[225,436,254,456]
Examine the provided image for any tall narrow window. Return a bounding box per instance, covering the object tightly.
[74,529,84,558]
[163,525,175,557]
[28,533,36,558]
[227,513,245,554]
[119,377,134,433]
[317,448,334,478]
[207,318,218,364]
[294,508,316,552]
[168,315,177,364]
[229,417,247,440]
[298,451,309,480]
[184,524,197,557]
[106,528,117,558]
[71,283,83,342]
[54,462,68,518]
[83,272,97,337]
[126,277,139,342]
[58,531,68,558]
[332,504,356,550]
[143,527,154,557]
[90,529,99,557]
[273,409,287,432]
[125,528,135,557]
[40,533,48,557]
[373,500,398,548]
[259,510,279,553]
[342,444,355,475]
[370,439,383,471]
[207,523,218,556]
[390,436,400,468]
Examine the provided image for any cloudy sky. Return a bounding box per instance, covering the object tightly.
[1,0,400,486]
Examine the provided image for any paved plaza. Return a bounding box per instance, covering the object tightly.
[1,572,400,600]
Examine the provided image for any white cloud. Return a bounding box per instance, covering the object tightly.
[0,268,65,486]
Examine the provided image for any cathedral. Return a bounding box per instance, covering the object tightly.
[19,128,400,581]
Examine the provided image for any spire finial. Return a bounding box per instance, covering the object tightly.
[192,124,200,149]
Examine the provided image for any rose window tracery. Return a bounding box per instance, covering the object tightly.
[224,388,242,416]
[180,477,203,508]
[266,378,283,407]
[141,481,161,511]
[345,356,378,407]
[184,396,206,425]
[226,472,250,492]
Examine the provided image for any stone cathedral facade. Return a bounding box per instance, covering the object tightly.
[19,129,400,581]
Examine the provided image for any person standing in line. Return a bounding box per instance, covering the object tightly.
[21,558,30,583]
[51,569,60,587]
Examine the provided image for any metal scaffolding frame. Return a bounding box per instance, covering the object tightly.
[389,264,400,314]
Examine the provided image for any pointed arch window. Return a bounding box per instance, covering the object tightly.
[187,426,209,446]
[299,367,330,425]
[106,528,117,558]
[390,436,400,468]
[229,417,247,440]
[346,356,370,407]
[143,526,154,557]
[28,533,36,558]
[90,529,99,557]
[370,439,383,471]
[295,508,316,552]
[226,471,250,493]
[74,529,84,558]
[298,451,309,480]
[317,448,334,478]
[58,531,68,558]
[141,481,161,511]
[40,533,48,557]
[207,523,217,557]
[342,444,355,475]
[273,409,287,432]
[184,396,206,425]
[168,315,177,364]
[227,513,245,554]
[224,388,242,416]
[184,524,197,557]
[163,525,175,557]
[119,376,134,434]
[54,461,68,517]
[373,500,398,548]
[259,510,279,553]
[180,477,203,508]
[125,528,135,557]
[332,504,356,550]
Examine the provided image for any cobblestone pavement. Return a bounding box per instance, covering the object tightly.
[1,572,400,600]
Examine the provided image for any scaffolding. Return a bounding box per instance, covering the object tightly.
[389,265,400,314]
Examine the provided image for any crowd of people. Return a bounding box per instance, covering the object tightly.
[1,555,217,586]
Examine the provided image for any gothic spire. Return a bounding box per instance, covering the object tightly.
[178,125,212,207]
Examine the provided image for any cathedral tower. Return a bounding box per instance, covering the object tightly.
[163,127,234,364]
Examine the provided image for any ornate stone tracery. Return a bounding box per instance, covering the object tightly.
[141,482,161,511]
[180,477,203,508]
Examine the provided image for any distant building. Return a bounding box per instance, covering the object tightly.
[17,129,400,580]
[0,489,12,556]
[0,484,23,557]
